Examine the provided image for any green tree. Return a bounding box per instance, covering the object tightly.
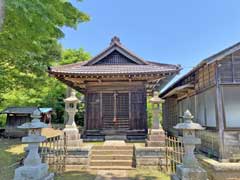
[0,48,90,125]
[0,0,4,30]
[0,0,89,93]
[0,1,90,126]
[60,48,91,65]
[40,48,91,125]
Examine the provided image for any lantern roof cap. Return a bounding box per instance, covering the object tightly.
[64,91,79,103]
[174,110,205,130]
[18,110,48,129]
[150,91,164,103]
[174,121,205,130]
[18,119,48,129]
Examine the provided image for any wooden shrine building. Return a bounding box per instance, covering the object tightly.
[49,37,180,140]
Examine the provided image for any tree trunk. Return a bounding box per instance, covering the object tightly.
[0,0,4,30]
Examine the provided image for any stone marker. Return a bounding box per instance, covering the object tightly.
[171,110,207,180]
[14,109,54,180]
[146,91,165,147]
[63,90,83,148]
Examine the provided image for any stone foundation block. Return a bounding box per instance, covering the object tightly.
[14,163,54,180]
[135,147,165,157]
[171,164,207,180]
[63,128,81,140]
[63,127,83,148]
[149,129,165,135]
[66,139,83,148]
[146,140,165,147]
[136,157,167,166]
[135,147,166,167]
[146,129,166,147]
[148,134,165,141]
[197,154,240,180]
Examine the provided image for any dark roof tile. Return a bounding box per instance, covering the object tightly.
[1,107,39,114]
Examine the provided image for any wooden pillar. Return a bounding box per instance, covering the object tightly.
[129,91,132,129]
[143,89,147,131]
[99,92,103,129]
[113,92,117,126]
[215,63,225,161]
[84,93,87,130]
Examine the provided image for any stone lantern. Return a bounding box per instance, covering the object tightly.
[150,91,165,129]
[146,91,166,147]
[64,90,79,128]
[14,109,54,180]
[63,89,82,148]
[171,109,207,180]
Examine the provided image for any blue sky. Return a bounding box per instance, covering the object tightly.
[60,0,240,86]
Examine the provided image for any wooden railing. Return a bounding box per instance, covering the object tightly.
[165,134,184,173]
[40,132,67,175]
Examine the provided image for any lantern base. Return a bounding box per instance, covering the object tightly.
[63,127,83,148]
[146,128,165,147]
[171,164,207,180]
[14,163,54,180]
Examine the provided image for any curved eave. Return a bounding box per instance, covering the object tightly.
[48,69,180,77]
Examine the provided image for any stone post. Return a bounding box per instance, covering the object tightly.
[14,110,54,180]
[146,91,166,147]
[63,90,83,148]
[171,110,207,180]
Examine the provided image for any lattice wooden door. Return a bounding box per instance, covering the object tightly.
[116,93,129,129]
[102,92,129,129]
[102,93,114,129]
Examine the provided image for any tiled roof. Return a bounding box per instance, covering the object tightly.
[160,41,240,97]
[39,108,53,113]
[1,107,39,114]
[50,61,180,76]
[49,37,181,76]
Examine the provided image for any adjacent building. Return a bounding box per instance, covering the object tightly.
[1,107,52,137]
[160,42,240,161]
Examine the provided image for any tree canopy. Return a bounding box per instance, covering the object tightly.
[0,48,91,126]
[0,0,89,93]
[0,0,90,126]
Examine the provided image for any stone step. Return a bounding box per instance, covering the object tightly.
[92,145,133,150]
[105,135,127,140]
[89,166,134,170]
[91,155,133,160]
[90,160,133,166]
[91,150,133,155]
[103,121,128,124]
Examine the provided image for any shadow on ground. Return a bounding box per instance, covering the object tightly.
[0,138,25,179]
[56,171,97,180]
[55,168,170,180]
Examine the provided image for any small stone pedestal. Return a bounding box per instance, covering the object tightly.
[63,90,83,148]
[146,91,165,147]
[14,110,54,180]
[171,110,207,180]
[63,127,82,148]
[146,129,165,147]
